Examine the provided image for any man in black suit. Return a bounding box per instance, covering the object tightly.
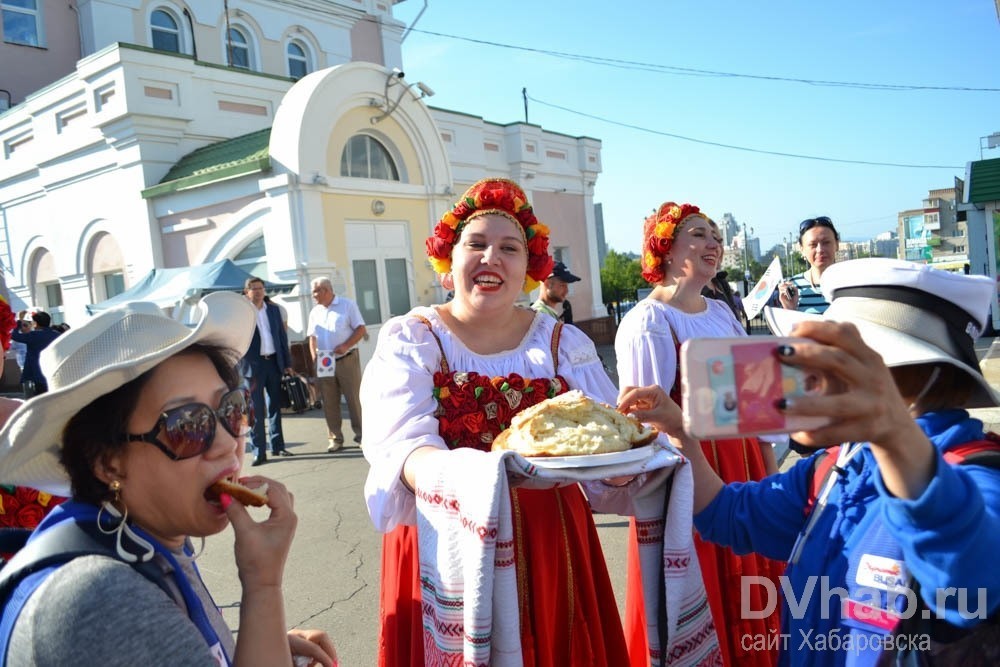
[242,277,294,465]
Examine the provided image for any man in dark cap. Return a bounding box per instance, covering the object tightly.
[532,261,581,320]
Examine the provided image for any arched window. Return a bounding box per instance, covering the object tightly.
[234,235,267,278]
[150,9,180,52]
[340,135,399,181]
[287,41,309,80]
[227,27,251,69]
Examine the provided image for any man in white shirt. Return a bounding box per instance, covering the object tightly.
[307,277,367,452]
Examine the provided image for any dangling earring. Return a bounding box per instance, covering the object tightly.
[97,480,155,563]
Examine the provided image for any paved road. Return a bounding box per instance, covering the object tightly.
[197,408,632,666]
[198,334,1000,665]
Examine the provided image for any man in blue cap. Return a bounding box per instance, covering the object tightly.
[532,261,581,320]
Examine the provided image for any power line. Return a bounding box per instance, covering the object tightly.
[406,27,1000,94]
[527,95,963,169]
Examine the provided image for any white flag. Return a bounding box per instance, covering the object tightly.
[741,257,784,320]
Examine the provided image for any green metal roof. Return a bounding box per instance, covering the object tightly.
[969,157,1000,204]
[142,127,272,199]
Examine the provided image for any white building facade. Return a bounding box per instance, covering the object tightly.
[0,0,603,359]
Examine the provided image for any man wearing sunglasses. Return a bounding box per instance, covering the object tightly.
[778,216,841,314]
[242,277,295,465]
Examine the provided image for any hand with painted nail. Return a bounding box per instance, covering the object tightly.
[779,320,931,489]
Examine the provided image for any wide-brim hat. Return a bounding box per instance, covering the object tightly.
[764,258,1000,409]
[0,291,256,496]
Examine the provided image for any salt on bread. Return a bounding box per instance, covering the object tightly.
[207,479,269,507]
[492,390,657,456]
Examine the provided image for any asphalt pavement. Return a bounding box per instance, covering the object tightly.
[196,335,1000,666]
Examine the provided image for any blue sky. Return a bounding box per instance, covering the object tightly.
[392,0,1000,256]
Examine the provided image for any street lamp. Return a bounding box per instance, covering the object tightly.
[742,222,754,296]
[786,232,794,276]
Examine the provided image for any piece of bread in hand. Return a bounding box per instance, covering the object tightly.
[207,479,269,507]
[492,390,658,456]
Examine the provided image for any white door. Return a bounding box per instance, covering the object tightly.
[346,222,414,363]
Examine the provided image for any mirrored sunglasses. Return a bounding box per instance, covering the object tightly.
[126,388,254,460]
[799,216,834,235]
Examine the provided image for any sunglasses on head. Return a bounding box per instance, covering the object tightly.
[126,388,254,460]
[799,216,834,235]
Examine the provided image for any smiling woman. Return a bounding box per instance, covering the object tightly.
[614,200,783,667]
[361,178,667,666]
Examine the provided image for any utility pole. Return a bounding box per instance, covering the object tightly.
[522,88,528,124]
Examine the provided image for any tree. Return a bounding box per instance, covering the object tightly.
[600,250,645,304]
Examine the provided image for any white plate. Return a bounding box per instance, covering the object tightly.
[525,444,657,469]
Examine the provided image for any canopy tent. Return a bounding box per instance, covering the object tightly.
[86,260,294,314]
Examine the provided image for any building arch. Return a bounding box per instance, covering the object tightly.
[198,198,269,266]
[269,61,451,195]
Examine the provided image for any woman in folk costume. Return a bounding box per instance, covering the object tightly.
[362,179,713,667]
[615,202,783,666]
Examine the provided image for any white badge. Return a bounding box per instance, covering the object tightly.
[856,554,909,591]
[316,350,336,377]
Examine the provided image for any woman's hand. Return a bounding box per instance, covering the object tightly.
[617,385,683,436]
[288,628,338,667]
[778,281,799,310]
[618,385,723,511]
[779,320,936,498]
[224,476,297,590]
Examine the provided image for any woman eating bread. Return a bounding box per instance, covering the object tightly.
[0,292,336,667]
[614,202,783,666]
[361,178,690,666]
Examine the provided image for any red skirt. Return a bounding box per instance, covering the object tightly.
[378,484,629,667]
[624,438,783,667]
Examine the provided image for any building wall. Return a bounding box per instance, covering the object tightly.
[0,0,81,106]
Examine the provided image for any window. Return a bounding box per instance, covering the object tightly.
[103,272,125,298]
[2,0,41,46]
[287,41,309,79]
[43,282,64,325]
[234,235,268,278]
[227,27,250,69]
[340,135,399,181]
[150,9,180,53]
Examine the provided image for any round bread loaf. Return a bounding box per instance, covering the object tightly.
[492,390,657,456]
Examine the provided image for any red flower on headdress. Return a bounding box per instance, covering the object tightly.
[426,178,553,293]
[640,201,704,284]
[0,296,15,353]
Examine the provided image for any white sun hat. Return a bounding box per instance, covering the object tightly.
[764,257,1000,409]
[0,291,256,496]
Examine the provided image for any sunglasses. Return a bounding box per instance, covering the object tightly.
[126,388,254,460]
[799,216,834,236]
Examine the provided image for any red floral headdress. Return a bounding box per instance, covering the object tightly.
[0,295,15,353]
[640,201,704,284]
[426,178,554,293]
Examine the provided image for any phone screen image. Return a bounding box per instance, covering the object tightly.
[706,355,739,428]
[682,337,829,438]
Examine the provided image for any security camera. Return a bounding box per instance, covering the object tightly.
[391,67,404,79]
[416,82,435,97]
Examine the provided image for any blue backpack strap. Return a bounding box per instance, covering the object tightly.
[0,519,174,661]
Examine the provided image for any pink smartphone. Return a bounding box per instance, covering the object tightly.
[680,337,830,438]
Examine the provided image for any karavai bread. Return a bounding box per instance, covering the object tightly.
[492,390,657,456]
